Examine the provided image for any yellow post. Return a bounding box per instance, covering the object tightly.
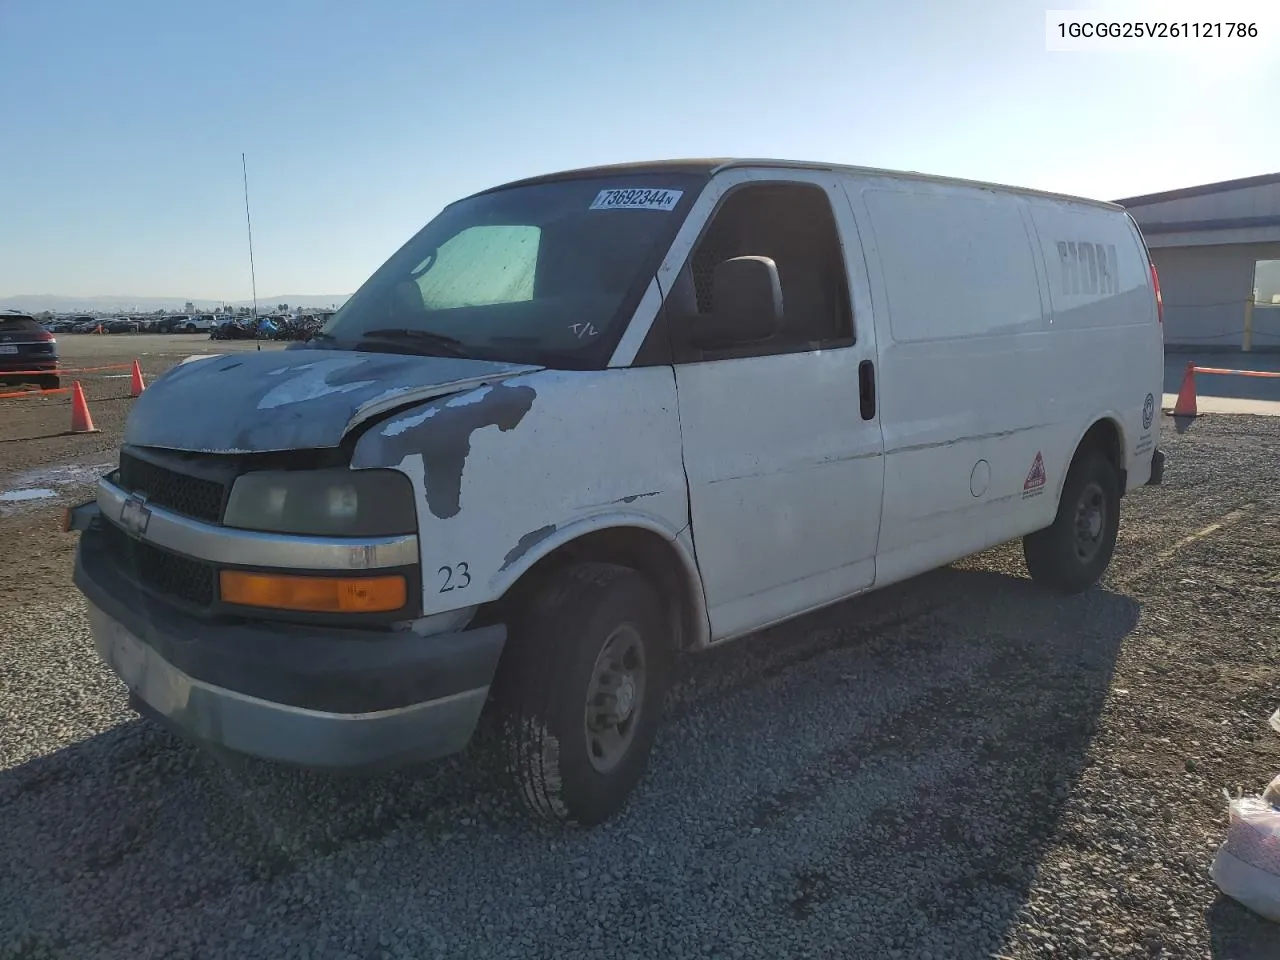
[1243,297,1254,352]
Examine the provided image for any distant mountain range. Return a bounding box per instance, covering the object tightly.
[0,294,352,314]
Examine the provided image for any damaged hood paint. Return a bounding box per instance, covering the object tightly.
[123,348,541,453]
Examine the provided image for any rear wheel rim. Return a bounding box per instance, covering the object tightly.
[584,623,647,773]
[1073,480,1106,563]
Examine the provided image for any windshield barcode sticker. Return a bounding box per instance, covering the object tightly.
[589,188,683,211]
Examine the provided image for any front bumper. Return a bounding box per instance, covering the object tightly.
[0,356,57,376]
[74,507,507,770]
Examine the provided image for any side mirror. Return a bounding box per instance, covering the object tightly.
[690,256,783,349]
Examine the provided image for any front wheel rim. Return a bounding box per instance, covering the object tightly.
[1073,481,1107,563]
[584,623,647,773]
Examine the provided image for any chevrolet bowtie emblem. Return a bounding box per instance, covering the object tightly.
[119,493,152,537]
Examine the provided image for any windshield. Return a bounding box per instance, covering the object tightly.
[319,173,705,368]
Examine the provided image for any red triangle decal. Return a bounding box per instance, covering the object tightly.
[1024,452,1046,490]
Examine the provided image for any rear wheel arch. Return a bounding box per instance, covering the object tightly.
[1061,415,1126,500]
[1024,446,1121,593]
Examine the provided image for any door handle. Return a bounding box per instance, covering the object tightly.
[858,359,876,421]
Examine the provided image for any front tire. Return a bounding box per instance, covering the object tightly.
[497,563,670,826]
[1023,449,1121,594]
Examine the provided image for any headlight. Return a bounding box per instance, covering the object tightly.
[224,468,416,536]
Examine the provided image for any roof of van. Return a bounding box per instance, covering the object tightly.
[472,159,1124,212]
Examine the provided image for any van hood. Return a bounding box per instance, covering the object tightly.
[123,348,542,454]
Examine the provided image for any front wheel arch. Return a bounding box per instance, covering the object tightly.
[495,561,671,824]
[481,516,709,654]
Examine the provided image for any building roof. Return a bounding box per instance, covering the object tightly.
[471,158,1122,211]
[1114,172,1280,207]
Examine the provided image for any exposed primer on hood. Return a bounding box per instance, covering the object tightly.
[123,348,541,453]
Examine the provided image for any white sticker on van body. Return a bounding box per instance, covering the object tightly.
[589,188,683,211]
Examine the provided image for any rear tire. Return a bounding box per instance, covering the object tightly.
[40,375,60,391]
[1023,449,1121,594]
[497,562,670,826]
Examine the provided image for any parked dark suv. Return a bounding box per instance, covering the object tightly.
[0,309,59,389]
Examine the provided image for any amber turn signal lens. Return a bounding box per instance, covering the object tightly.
[219,570,407,613]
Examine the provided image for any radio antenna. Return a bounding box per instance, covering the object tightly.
[242,153,259,318]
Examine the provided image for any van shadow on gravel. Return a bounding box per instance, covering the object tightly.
[670,568,1145,958]
[1206,889,1280,960]
[1,567,1141,959]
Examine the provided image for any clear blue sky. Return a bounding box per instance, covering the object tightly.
[2,0,1277,301]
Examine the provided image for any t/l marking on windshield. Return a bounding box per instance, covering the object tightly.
[589,188,683,211]
[569,322,599,339]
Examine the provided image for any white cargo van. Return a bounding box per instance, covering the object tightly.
[68,159,1165,825]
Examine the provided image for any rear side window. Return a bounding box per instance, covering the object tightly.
[0,316,42,334]
[863,187,1044,344]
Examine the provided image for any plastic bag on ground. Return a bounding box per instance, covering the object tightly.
[1211,790,1280,923]
[1265,775,1280,809]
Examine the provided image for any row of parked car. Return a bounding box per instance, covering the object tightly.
[209,314,326,341]
[44,315,219,335]
[2,307,336,390]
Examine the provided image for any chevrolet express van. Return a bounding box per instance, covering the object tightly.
[68,159,1166,825]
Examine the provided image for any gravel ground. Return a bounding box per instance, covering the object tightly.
[1,402,1278,959]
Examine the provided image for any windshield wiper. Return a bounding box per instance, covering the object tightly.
[357,328,473,358]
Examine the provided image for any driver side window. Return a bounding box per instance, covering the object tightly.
[667,182,854,362]
[415,225,540,310]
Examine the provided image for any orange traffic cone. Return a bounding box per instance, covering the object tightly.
[129,359,146,397]
[70,381,98,434]
[1172,361,1198,417]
